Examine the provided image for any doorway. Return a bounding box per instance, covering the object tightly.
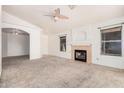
[2,28,30,65]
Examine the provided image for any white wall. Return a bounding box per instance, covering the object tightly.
[0,5,2,76]
[91,18,124,69]
[41,34,48,55]
[48,34,58,56]
[72,25,92,44]
[2,32,7,57]
[2,11,44,60]
[0,30,1,76]
[2,32,29,57]
[48,17,124,69]
[48,31,72,59]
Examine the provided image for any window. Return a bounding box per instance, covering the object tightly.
[60,36,66,52]
[101,26,122,56]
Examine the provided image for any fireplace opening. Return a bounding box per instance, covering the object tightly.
[75,50,87,62]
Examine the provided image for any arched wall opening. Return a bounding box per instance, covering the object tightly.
[2,28,30,59]
[2,22,42,60]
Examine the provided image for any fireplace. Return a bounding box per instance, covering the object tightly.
[75,50,87,62]
[71,45,92,63]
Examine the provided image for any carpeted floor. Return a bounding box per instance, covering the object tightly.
[0,55,124,88]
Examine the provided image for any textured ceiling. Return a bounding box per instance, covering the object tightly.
[2,5,124,34]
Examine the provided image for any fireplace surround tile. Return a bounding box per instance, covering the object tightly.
[71,45,92,64]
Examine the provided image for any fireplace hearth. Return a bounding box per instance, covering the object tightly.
[75,50,87,62]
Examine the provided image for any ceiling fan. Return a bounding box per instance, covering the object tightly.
[44,8,69,22]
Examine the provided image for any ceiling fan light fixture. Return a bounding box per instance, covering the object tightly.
[54,16,59,20]
[12,28,19,35]
[44,8,69,22]
[15,32,19,35]
[68,5,76,10]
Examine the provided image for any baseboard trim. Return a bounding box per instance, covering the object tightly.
[2,55,29,59]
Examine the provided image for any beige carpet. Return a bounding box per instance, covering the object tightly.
[0,55,124,88]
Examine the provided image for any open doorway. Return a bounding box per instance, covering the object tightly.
[2,28,30,66]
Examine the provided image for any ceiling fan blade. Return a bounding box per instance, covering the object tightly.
[43,8,69,22]
[54,8,60,15]
[58,15,69,19]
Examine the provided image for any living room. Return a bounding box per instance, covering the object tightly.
[0,5,124,88]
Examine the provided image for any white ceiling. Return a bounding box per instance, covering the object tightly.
[2,5,124,34]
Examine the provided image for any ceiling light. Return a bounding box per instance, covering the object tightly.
[13,28,19,35]
[15,32,18,35]
[54,16,59,21]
